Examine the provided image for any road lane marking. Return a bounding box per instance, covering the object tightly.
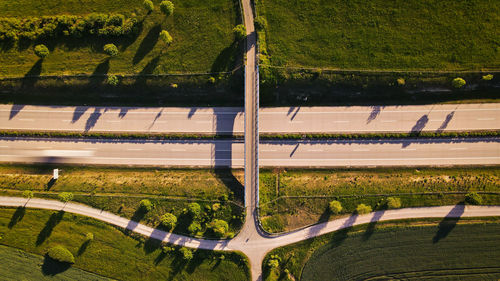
[307,149,323,152]
[381,120,396,123]
[260,149,277,152]
[477,118,495,121]
[288,120,304,123]
[196,121,212,123]
[171,149,186,152]
[19,119,34,122]
[353,149,370,152]
[0,146,9,148]
[126,148,143,151]
[450,148,467,150]
[37,147,52,149]
[333,120,349,123]
[106,120,121,123]
[401,148,417,151]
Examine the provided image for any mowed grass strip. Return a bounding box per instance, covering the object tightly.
[0,208,249,281]
[258,0,500,70]
[264,219,500,281]
[0,0,240,76]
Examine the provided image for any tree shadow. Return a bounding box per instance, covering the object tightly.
[41,255,71,276]
[72,106,90,123]
[36,211,65,246]
[84,108,102,132]
[46,178,57,190]
[211,42,238,73]
[362,210,385,241]
[366,106,382,124]
[125,207,147,232]
[8,206,26,229]
[436,111,455,132]
[433,203,465,243]
[410,114,429,133]
[133,56,160,88]
[21,59,43,89]
[77,240,91,256]
[133,24,161,65]
[89,59,110,85]
[9,104,25,120]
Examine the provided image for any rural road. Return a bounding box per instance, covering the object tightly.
[1,197,499,281]
[1,103,499,134]
[0,137,498,167]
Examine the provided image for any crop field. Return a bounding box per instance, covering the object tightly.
[257,0,500,70]
[0,208,249,280]
[264,218,500,281]
[259,167,500,232]
[0,0,241,76]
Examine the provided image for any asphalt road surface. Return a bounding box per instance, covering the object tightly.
[2,103,498,134]
[0,137,498,167]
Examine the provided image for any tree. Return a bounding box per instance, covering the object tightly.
[396,77,405,86]
[188,221,201,234]
[356,203,372,214]
[187,202,201,218]
[209,219,228,237]
[233,24,246,41]
[85,232,94,241]
[34,44,49,59]
[139,199,153,212]
[160,1,174,16]
[386,197,401,209]
[254,16,267,31]
[106,75,119,86]
[47,245,75,263]
[58,192,73,203]
[159,30,173,45]
[452,77,466,88]
[103,43,119,57]
[482,74,493,81]
[329,200,342,214]
[160,213,177,230]
[22,190,34,198]
[180,247,193,260]
[143,0,154,13]
[465,192,482,205]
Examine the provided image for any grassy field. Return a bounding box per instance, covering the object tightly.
[259,167,500,232]
[0,208,249,280]
[0,164,245,238]
[263,218,500,281]
[0,0,241,76]
[257,0,500,70]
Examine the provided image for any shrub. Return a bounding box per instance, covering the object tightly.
[452,77,466,88]
[386,197,402,209]
[139,199,153,212]
[162,245,174,254]
[329,200,342,214]
[160,213,177,230]
[212,203,221,211]
[22,190,34,198]
[47,246,75,263]
[85,232,94,241]
[209,219,228,237]
[103,44,119,57]
[160,1,174,16]
[188,221,201,234]
[159,30,173,45]
[34,44,49,58]
[396,77,405,86]
[267,259,279,268]
[58,192,73,203]
[208,76,216,84]
[233,24,246,41]
[180,247,193,260]
[482,74,494,81]
[254,16,267,30]
[143,0,154,13]
[187,202,201,218]
[356,204,372,214]
[106,75,119,86]
[465,192,482,205]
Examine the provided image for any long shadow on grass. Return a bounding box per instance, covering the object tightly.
[133,25,161,65]
[8,206,26,229]
[77,240,91,256]
[433,203,465,243]
[125,207,148,233]
[36,211,65,246]
[41,255,71,276]
[21,59,43,89]
[362,209,385,241]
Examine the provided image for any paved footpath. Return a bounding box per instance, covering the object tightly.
[1,103,499,134]
[1,197,499,281]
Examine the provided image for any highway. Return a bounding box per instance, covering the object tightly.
[0,137,498,167]
[1,103,499,134]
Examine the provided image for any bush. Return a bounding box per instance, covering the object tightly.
[85,232,94,241]
[482,74,494,81]
[139,199,153,212]
[162,245,174,254]
[465,192,482,205]
[159,30,173,45]
[452,77,466,88]
[209,219,228,237]
[143,0,154,13]
[396,77,405,86]
[329,200,342,214]
[386,197,402,209]
[180,247,193,260]
[34,44,49,59]
[233,24,246,41]
[160,1,174,16]
[356,204,372,214]
[103,44,119,57]
[58,192,73,203]
[22,190,34,198]
[160,213,177,230]
[188,221,201,234]
[106,75,119,86]
[47,246,75,263]
[187,202,201,218]
[254,16,267,30]
[212,203,221,211]
[208,76,216,84]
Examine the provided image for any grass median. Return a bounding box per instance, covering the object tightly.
[0,208,249,280]
[259,167,500,232]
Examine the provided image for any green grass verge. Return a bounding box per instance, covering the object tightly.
[259,167,500,232]
[0,164,245,238]
[0,208,249,281]
[263,218,500,281]
[257,0,500,70]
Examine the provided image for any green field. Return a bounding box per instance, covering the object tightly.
[0,208,249,280]
[264,219,500,281]
[0,0,240,76]
[0,164,245,238]
[259,167,500,232]
[257,0,500,70]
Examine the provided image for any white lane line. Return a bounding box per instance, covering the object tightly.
[288,120,304,123]
[171,149,186,152]
[381,120,396,123]
[307,149,323,152]
[477,118,495,121]
[217,150,233,152]
[0,146,9,148]
[429,119,442,122]
[401,148,417,151]
[353,149,370,152]
[19,119,34,122]
[126,148,143,151]
[84,148,97,150]
[450,148,467,150]
[261,149,277,152]
[155,121,167,124]
[37,147,52,149]
[333,120,349,123]
[196,121,212,124]
[62,119,72,122]
[106,120,121,123]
